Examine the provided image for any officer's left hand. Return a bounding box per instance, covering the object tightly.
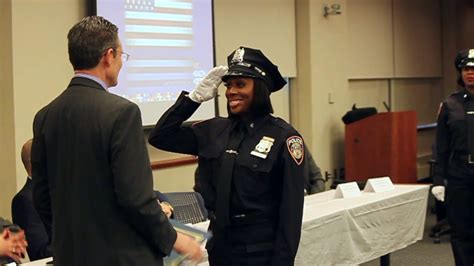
[188,66,228,103]
[431,185,445,202]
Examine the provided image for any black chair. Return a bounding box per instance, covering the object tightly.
[163,192,208,224]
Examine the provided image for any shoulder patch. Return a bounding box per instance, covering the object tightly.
[286,136,304,165]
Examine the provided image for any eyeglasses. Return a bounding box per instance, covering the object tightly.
[120,51,130,62]
[104,47,130,62]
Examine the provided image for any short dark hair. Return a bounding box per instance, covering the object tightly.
[67,16,118,70]
[227,78,274,118]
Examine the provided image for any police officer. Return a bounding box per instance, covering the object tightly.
[149,47,305,266]
[432,49,474,266]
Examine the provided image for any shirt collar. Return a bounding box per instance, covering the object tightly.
[74,73,108,91]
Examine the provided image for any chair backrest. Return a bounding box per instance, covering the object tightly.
[163,192,208,224]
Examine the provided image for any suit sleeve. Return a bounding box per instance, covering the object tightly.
[148,91,200,155]
[11,195,52,260]
[110,103,176,255]
[272,135,305,266]
[433,102,449,186]
[31,108,53,243]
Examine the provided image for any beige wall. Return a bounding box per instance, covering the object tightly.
[0,0,16,220]
[0,0,85,218]
[2,0,474,217]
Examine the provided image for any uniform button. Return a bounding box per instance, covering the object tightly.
[252,164,258,168]
[250,123,255,128]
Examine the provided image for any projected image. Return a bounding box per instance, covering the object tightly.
[96,0,215,125]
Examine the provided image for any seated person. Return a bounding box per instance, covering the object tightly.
[0,217,28,264]
[11,139,52,260]
[155,191,174,218]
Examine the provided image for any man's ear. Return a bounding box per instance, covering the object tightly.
[102,48,115,66]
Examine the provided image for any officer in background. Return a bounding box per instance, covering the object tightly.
[432,49,474,265]
[149,46,305,265]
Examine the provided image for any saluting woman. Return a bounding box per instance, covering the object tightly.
[149,47,305,266]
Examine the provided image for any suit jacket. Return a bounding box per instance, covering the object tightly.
[11,178,52,260]
[31,77,176,266]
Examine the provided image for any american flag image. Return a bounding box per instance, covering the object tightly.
[121,0,209,103]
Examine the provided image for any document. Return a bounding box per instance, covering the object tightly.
[165,219,209,266]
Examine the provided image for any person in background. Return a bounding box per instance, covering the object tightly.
[155,191,174,218]
[149,46,305,265]
[0,217,27,264]
[304,148,326,195]
[31,16,202,266]
[432,48,474,265]
[11,139,52,260]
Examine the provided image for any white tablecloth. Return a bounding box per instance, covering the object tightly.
[296,184,429,265]
[22,185,428,266]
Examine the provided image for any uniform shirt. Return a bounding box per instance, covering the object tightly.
[434,89,474,185]
[149,91,305,264]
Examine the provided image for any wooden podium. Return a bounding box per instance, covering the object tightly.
[345,111,417,183]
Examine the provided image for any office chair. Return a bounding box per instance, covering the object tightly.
[162,192,208,224]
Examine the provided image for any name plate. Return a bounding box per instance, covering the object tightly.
[363,176,395,193]
[334,182,362,198]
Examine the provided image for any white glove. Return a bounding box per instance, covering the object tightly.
[431,186,445,202]
[188,65,228,103]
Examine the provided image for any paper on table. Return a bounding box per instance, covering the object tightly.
[363,176,395,193]
[334,182,362,199]
[165,219,210,266]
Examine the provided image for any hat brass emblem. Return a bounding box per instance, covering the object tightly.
[231,47,245,64]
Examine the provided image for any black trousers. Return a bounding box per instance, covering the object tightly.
[446,178,474,266]
[206,221,275,266]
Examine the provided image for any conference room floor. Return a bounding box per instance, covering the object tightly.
[361,195,454,266]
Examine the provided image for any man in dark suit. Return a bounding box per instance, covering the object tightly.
[31,16,202,266]
[11,139,51,260]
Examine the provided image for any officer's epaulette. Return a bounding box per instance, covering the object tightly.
[271,116,296,132]
[192,116,226,127]
[449,89,464,97]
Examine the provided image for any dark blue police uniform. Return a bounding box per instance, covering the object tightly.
[149,47,305,266]
[434,49,474,266]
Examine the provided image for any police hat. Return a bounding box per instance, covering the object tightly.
[455,49,474,70]
[222,46,287,93]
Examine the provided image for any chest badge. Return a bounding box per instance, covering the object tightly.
[287,136,304,165]
[250,136,275,159]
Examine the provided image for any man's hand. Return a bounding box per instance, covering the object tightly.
[173,232,203,262]
[431,186,445,202]
[188,66,228,103]
[0,228,28,263]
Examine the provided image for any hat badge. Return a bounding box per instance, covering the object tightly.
[469,49,474,59]
[231,47,245,64]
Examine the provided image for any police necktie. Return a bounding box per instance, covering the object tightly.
[215,121,246,228]
[465,97,474,160]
